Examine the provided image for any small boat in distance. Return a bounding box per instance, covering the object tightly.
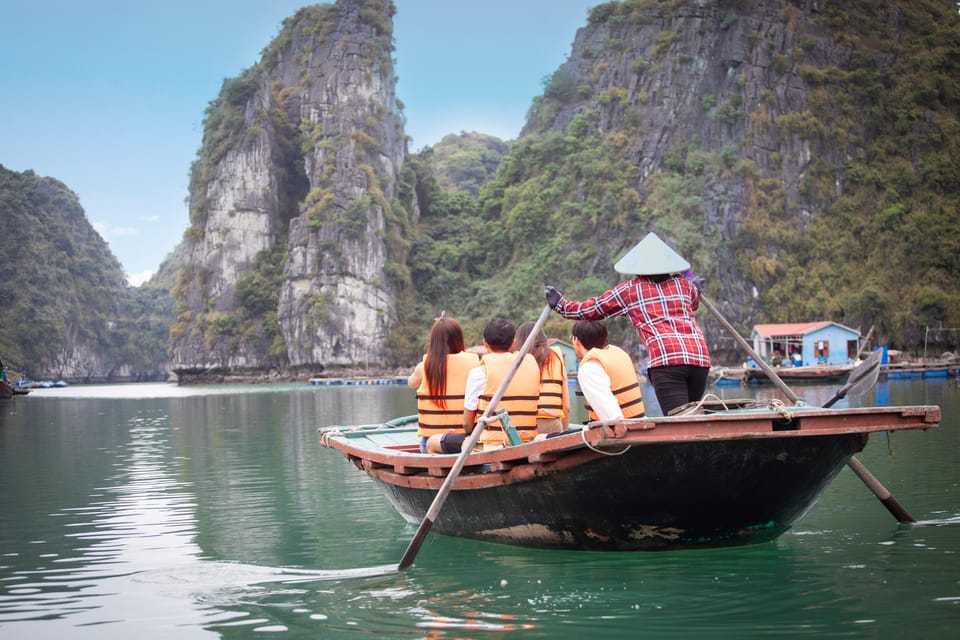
[708,366,746,386]
[320,400,941,551]
[745,364,854,383]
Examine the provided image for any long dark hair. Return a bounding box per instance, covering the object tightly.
[512,321,559,372]
[424,313,466,407]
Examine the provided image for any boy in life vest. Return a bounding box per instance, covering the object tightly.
[571,320,645,422]
[426,317,541,454]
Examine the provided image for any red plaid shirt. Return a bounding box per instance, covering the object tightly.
[555,275,711,369]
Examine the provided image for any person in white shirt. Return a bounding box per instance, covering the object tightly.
[571,320,645,423]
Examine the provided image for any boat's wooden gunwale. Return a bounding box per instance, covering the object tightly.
[323,405,941,490]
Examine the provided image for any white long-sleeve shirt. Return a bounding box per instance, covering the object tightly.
[576,360,624,423]
[463,365,486,411]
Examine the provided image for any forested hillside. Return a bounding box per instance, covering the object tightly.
[0,166,170,381]
[397,0,960,360]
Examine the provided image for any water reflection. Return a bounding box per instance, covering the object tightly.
[0,402,209,633]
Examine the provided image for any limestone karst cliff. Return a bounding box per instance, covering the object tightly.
[488,0,959,357]
[170,0,409,380]
[4,0,956,382]
[165,0,959,376]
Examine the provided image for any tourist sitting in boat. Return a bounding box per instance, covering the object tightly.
[571,320,645,422]
[512,320,570,435]
[426,317,540,454]
[407,312,480,453]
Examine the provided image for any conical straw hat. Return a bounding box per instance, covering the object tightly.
[613,232,690,275]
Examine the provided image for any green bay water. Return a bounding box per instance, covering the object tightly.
[0,378,957,639]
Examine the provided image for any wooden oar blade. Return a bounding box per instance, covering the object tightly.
[823,348,884,408]
[844,348,884,398]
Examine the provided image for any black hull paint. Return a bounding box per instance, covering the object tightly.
[373,433,867,550]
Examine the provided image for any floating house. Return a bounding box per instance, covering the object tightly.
[751,322,861,367]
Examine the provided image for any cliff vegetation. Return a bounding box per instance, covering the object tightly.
[395,0,960,360]
[2,0,958,381]
[0,165,170,381]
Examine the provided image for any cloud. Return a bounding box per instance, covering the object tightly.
[93,220,140,238]
[126,270,155,287]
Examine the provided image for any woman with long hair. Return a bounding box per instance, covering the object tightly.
[408,312,480,452]
[512,321,570,434]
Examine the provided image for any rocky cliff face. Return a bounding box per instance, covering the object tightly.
[523,0,851,331]
[170,0,408,380]
[517,0,958,355]
[166,0,958,374]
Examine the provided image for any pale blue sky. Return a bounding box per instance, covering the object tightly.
[1,0,598,284]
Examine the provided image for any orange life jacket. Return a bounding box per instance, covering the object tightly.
[537,347,567,420]
[579,345,645,421]
[477,351,540,443]
[416,351,480,438]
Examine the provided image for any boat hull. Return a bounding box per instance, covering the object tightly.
[370,433,866,550]
[321,403,940,552]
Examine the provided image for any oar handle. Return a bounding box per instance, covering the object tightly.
[846,456,916,523]
[397,305,552,570]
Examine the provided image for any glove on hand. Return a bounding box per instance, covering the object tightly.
[683,269,705,293]
[544,285,563,308]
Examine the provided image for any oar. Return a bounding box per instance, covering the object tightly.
[397,305,551,571]
[853,325,875,361]
[822,347,883,408]
[698,293,916,523]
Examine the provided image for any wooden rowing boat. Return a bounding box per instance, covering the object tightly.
[320,400,940,551]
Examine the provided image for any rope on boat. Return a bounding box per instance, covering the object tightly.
[767,398,795,422]
[671,394,799,422]
[318,427,345,447]
[580,422,631,456]
[318,415,419,447]
[671,392,731,416]
[476,414,498,429]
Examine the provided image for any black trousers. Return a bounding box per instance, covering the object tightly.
[647,365,710,416]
